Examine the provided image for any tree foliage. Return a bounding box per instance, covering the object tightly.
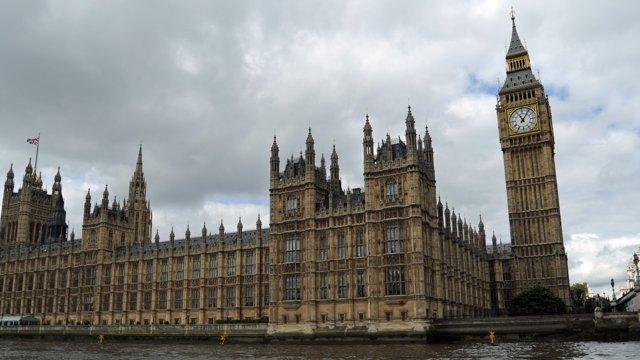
[508,285,567,316]
[570,282,589,308]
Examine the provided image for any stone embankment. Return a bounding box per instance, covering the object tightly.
[0,313,638,343]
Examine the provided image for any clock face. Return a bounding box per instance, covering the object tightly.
[509,107,538,133]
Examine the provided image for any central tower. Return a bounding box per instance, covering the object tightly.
[496,14,570,304]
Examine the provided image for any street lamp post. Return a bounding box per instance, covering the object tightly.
[634,253,640,284]
[611,278,616,301]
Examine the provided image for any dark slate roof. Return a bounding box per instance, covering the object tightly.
[283,155,306,179]
[499,69,540,94]
[506,19,527,58]
[376,137,407,162]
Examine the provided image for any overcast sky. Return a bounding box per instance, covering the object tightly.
[0,0,638,296]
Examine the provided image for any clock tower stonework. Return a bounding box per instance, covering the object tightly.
[496,14,570,304]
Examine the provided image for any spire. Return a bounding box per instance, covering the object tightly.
[137,144,143,167]
[185,224,191,240]
[330,144,340,182]
[492,231,497,247]
[237,216,243,233]
[154,229,160,244]
[270,135,280,182]
[405,105,417,154]
[202,222,208,239]
[256,214,262,229]
[25,158,33,175]
[169,226,175,243]
[54,167,61,183]
[507,7,526,58]
[5,163,14,191]
[219,219,225,232]
[7,163,14,179]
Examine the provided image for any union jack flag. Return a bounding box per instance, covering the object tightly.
[27,137,39,145]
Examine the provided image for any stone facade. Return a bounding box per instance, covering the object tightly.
[268,110,492,334]
[0,16,570,329]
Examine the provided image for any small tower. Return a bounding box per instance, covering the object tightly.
[84,189,91,219]
[330,145,340,188]
[237,217,243,244]
[185,224,191,245]
[363,114,374,166]
[405,106,417,158]
[4,164,14,196]
[202,222,208,241]
[270,136,280,184]
[169,226,175,245]
[101,185,109,211]
[154,229,160,244]
[305,129,315,182]
[219,220,225,242]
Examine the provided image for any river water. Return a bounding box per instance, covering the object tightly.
[1,338,639,359]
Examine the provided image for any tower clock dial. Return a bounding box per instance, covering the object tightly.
[508,107,537,133]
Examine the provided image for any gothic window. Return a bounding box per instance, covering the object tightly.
[319,273,328,300]
[225,286,235,307]
[356,270,366,298]
[129,292,137,310]
[83,295,94,312]
[190,288,200,309]
[337,272,347,298]
[90,230,97,244]
[385,266,406,296]
[263,284,270,306]
[385,181,399,199]
[103,265,111,285]
[120,233,125,246]
[208,255,218,278]
[101,294,110,311]
[284,275,301,301]
[384,224,403,254]
[173,290,182,309]
[191,256,200,279]
[286,197,298,211]
[108,230,114,248]
[319,235,328,261]
[175,258,184,281]
[58,296,66,312]
[160,260,168,281]
[84,267,95,286]
[244,285,254,307]
[60,271,67,289]
[131,263,138,283]
[158,290,167,309]
[145,261,153,283]
[226,254,236,276]
[284,236,300,263]
[115,293,123,311]
[143,291,152,310]
[245,251,254,275]
[206,287,217,308]
[337,232,346,259]
[355,229,365,258]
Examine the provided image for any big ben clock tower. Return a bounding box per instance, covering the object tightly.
[496,13,570,304]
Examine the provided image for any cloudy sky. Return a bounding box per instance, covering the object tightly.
[1,0,638,296]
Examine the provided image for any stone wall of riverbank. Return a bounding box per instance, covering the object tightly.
[0,313,638,343]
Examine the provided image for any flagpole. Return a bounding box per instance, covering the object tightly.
[34,132,40,170]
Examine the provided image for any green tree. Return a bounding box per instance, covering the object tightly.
[570,282,589,309]
[508,285,567,316]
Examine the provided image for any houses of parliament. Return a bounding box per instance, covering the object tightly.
[0,16,570,333]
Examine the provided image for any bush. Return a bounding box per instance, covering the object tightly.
[508,285,567,316]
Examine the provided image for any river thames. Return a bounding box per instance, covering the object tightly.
[1,339,639,359]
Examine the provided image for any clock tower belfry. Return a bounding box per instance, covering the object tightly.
[496,13,570,304]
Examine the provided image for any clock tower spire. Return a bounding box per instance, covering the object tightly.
[496,11,571,305]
